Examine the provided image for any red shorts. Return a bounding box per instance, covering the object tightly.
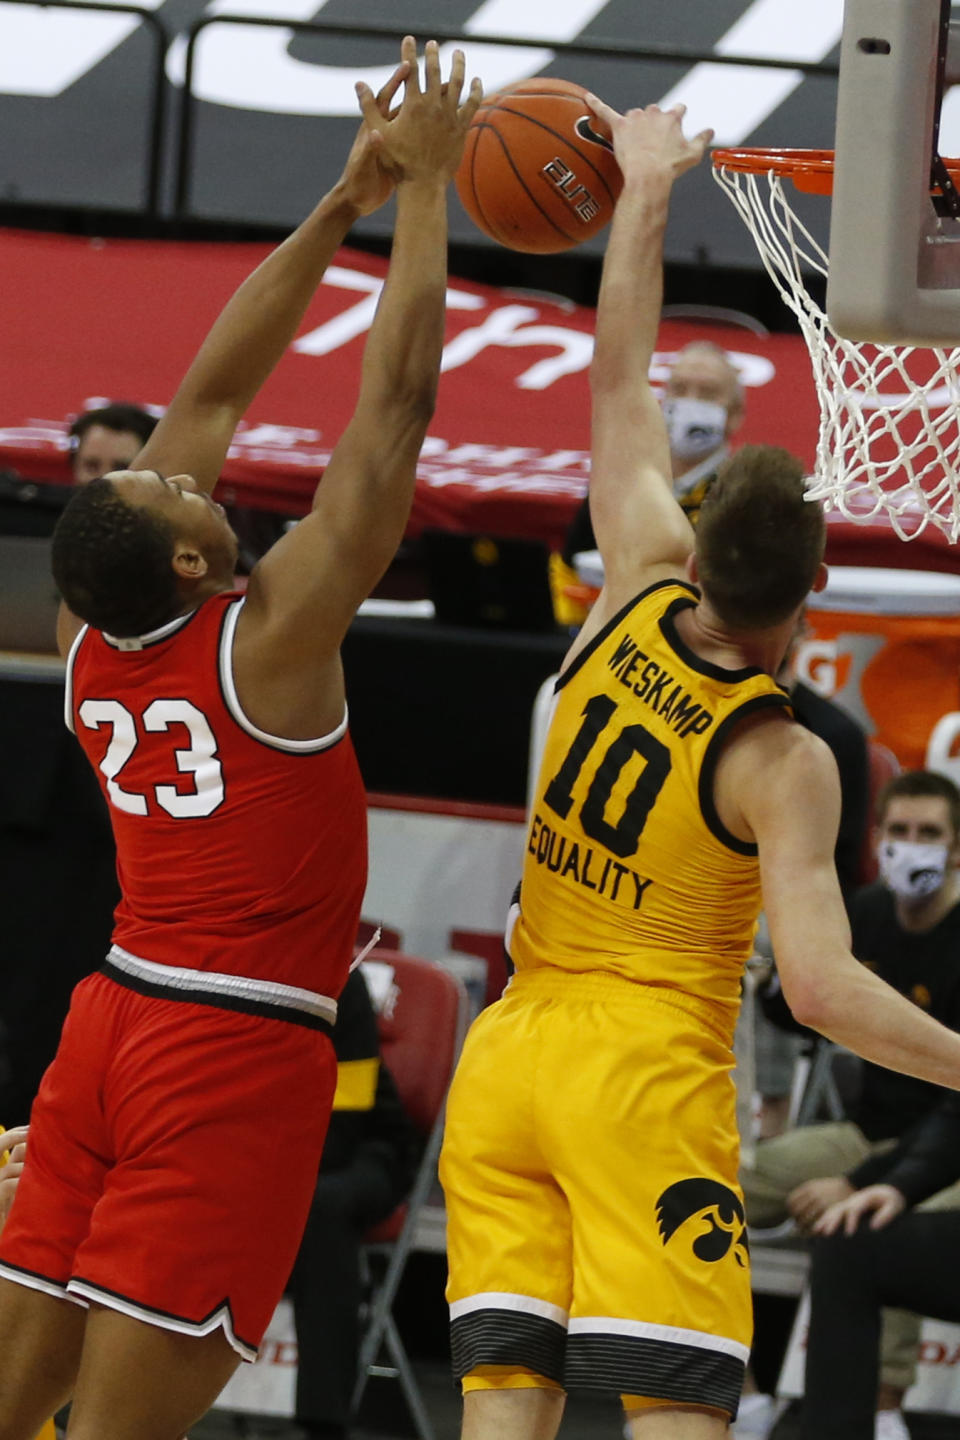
[0,969,336,1359]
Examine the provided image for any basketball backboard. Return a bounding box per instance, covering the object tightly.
[827,0,960,345]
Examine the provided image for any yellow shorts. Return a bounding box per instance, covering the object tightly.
[439,968,751,1419]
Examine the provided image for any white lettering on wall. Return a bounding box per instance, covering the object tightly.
[292,268,485,358]
[441,305,595,389]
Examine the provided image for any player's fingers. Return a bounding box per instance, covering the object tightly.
[459,76,484,126]
[423,38,441,92]
[400,34,420,94]
[376,61,410,114]
[584,91,620,128]
[694,127,715,151]
[9,1144,26,1165]
[0,1127,28,1154]
[670,103,687,119]
[446,47,465,108]
[355,81,386,130]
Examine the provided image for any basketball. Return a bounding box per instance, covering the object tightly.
[455,78,623,254]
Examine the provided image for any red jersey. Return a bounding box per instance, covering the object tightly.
[65,591,367,1010]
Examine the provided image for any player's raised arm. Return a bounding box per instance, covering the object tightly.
[578,102,712,629]
[235,41,481,681]
[131,60,411,494]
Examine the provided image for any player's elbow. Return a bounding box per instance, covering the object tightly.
[589,352,632,401]
[368,380,437,452]
[776,963,831,1033]
[780,963,852,1037]
[394,370,440,425]
[784,984,825,1032]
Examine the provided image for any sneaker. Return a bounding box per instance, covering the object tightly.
[875,1410,911,1440]
[732,1393,780,1438]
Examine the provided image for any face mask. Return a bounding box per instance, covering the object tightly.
[661,397,727,462]
[877,840,949,902]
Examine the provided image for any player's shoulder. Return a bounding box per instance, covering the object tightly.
[726,706,838,794]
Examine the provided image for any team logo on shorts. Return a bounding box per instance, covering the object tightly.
[655,1178,749,1267]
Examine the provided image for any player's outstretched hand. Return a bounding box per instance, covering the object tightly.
[813,1183,907,1237]
[0,1125,28,1234]
[339,58,411,216]
[584,96,713,186]
[356,36,483,186]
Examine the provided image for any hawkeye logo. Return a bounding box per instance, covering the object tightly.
[656,1179,748,1267]
[574,116,615,153]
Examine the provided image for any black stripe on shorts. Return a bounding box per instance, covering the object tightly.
[450,1307,567,1386]
[100,961,334,1036]
[565,1330,745,1417]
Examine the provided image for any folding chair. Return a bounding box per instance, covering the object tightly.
[351,952,469,1440]
[448,926,509,1010]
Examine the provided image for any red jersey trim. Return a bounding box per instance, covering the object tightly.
[217,598,349,755]
[63,621,88,734]
[104,945,338,1028]
[65,1278,258,1362]
[0,1260,87,1309]
[102,610,198,651]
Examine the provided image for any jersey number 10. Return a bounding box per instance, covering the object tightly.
[543,693,672,859]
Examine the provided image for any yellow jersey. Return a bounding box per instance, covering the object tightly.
[511,579,792,1027]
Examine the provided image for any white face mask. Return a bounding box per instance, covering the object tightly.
[661,397,727,462]
[877,840,950,902]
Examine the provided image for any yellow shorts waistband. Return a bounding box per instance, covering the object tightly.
[506,965,736,1044]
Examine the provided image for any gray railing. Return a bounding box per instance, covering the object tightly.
[0,7,842,224]
[3,0,169,216]
[173,17,840,217]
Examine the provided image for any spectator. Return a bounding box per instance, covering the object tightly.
[741,769,960,1439]
[288,966,418,1440]
[68,403,157,484]
[553,339,745,626]
[802,1092,960,1440]
[564,338,744,561]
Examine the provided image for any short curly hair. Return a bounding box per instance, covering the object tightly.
[52,477,179,637]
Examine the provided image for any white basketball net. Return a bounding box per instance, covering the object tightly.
[714,162,960,542]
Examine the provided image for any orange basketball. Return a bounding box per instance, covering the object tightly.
[455,78,623,254]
